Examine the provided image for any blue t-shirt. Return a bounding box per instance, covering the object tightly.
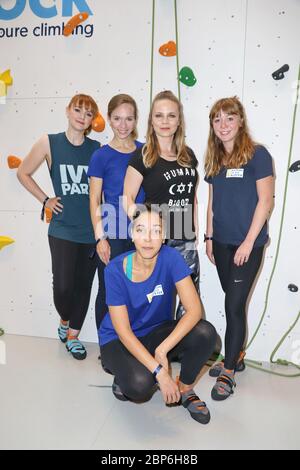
[87,141,145,239]
[99,245,192,346]
[205,146,273,247]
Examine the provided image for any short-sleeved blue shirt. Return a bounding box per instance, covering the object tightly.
[99,245,192,346]
[205,146,273,247]
[87,142,145,239]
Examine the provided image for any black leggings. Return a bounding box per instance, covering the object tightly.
[213,240,264,370]
[101,319,217,402]
[48,235,97,331]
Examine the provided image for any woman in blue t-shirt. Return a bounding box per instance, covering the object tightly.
[100,204,217,425]
[17,94,100,360]
[88,94,144,330]
[204,96,274,400]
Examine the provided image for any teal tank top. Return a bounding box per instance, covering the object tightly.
[48,132,99,244]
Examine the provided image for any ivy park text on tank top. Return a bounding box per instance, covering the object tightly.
[48,132,99,244]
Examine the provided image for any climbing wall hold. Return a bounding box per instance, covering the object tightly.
[63,12,89,37]
[159,41,177,57]
[0,69,13,104]
[289,160,300,173]
[288,284,298,293]
[179,66,197,87]
[45,208,53,224]
[0,328,4,336]
[92,112,105,132]
[272,64,289,80]
[7,155,22,169]
[0,236,15,250]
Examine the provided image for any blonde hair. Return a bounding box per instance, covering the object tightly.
[67,94,99,135]
[108,94,138,140]
[204,96,256,177]
[142,90,192,168]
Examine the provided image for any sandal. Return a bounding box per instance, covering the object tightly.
[211,371,236,401]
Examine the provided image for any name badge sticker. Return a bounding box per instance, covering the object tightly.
[226,169,244,178]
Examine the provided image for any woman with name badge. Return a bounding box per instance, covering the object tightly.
[204,96,274,400]
[123,90,199,320]
[88,94,145,331]
[17,94,100,360]
[100,204,217,424]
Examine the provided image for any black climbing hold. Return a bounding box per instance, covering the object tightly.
[272,64,289,80]
[289,160,300,173]
[288,284,298,293]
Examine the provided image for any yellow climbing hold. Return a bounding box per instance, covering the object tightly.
[0,236,15,250]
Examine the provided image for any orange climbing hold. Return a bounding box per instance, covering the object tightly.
[45,208,53,224]
[7,155,22,169]
[159,41,177,57]
[92,112,105,132]
[63,12,89,37]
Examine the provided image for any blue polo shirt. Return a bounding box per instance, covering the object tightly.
[99,245,192,346]
[87,141,145,239]
[205,146,273,247]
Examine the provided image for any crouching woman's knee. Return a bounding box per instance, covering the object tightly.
[122,372,156,403]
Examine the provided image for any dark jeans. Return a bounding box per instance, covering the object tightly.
[213,240,264,370]
[48,235,97,331]
[101,319,217,402]
[95,238,135,329]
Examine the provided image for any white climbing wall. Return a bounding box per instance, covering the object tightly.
[0,0,299,364]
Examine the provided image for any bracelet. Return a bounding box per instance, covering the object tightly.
[204,234,213,242]
[152,364,163,382]
[89,235,108,260]
[40,196,49,221]
[96,235,107,244]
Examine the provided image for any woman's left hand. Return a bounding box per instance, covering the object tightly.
[234,240,254,266]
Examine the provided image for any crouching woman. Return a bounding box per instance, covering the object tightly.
[99,204,217,424]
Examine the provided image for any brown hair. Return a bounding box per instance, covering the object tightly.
[67,94,99,135]
[107,94,138,140]
[204,96,256,177]
[142,90,192,168]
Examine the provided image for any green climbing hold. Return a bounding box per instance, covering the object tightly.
[179,66,197,87]
[0,328,4,337]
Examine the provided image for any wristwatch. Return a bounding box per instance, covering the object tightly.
[204,234,213,242]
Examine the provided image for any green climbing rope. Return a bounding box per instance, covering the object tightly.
[244,63,300,377]
[174,0,181,101]
[209,65,300,378]
[150,0,156,106]
[150,0,181,103]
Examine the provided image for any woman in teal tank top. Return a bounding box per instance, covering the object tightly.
[17,94,100,360]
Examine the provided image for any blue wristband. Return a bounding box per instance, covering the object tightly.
[153,364,163,382]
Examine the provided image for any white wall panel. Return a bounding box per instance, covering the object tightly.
[0,0,299,363]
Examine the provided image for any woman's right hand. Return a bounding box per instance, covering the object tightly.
[206,240,215,265]
[45,197,63,215]
[97,239,111,265]
[156,367,181,405]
